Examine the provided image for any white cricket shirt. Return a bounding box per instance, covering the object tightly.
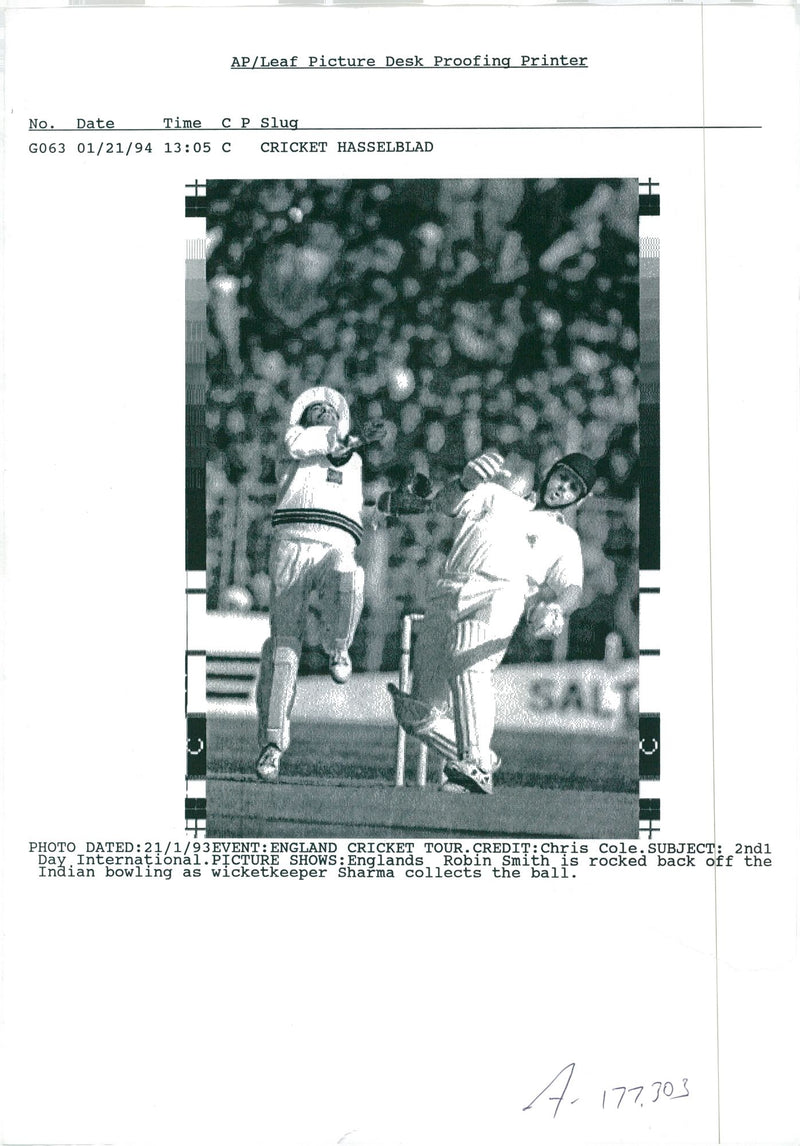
[271,425,364,546]
[443,482,583,597]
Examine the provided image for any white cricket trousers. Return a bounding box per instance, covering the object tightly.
[411,576,525,770]
[256,534,365,751]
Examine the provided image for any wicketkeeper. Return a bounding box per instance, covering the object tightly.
[255,386,385,781]
[387,450,597,794]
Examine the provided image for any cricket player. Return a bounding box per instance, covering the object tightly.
[388,450,597,794]
[254,386,385,781]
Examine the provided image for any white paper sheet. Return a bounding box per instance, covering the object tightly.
[1,4,798,1144]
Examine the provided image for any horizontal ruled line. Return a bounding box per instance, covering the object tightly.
[36,125,762,132]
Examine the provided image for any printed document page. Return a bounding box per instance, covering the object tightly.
[1,3,798,1145]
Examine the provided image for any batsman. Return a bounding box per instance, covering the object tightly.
[387,449,597,794]
[254,386,385,782]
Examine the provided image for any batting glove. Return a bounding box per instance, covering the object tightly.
[526,601,565,639]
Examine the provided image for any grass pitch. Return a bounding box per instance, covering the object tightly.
[208,716,638,794]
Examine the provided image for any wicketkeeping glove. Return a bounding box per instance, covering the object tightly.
[460,450,504,490]
[526,600,565,639]
[328,419,388,465]
[377,473,432,517]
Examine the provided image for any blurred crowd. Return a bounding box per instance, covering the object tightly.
[205,179,640,668]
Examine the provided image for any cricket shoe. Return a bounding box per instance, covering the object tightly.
[443,757,494,796]
[441,752,500,793]
[328,650,352,684]
[255,744,282,782]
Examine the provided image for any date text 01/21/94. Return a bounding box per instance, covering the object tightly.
[523,1064,689,1119]
[29,142,156,156]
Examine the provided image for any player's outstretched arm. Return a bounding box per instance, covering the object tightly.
[328,419,387,466]
[376,451,504,521]
[284,424,340,459]
[426,451,506,515]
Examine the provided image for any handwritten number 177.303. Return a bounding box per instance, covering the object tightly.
[602,1080,690,1109]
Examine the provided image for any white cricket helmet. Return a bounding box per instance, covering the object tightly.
[289,386,351,437]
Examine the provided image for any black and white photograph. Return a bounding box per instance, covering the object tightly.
[201,178,642,838]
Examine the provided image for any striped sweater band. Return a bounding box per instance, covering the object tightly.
[272,508,364,544]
